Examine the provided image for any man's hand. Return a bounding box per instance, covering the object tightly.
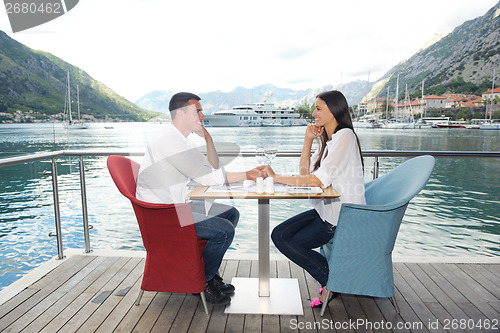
[246,166,267,181]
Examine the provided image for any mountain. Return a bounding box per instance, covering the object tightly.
[135,81,372,115]
[0,30,157,121]
[369,2,500,99]
[136,3,498,112]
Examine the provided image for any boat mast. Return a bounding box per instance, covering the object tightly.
[66,71,72,124]
[490,69,495,121]
[385,86,390,120]
[421,79,425,119]
[394,73,399,122]
[77,84,81,121]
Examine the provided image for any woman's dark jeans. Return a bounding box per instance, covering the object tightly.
[271,209,336,287]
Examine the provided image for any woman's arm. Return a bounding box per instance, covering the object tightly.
[264,165,323,187]
[299,123,323,175]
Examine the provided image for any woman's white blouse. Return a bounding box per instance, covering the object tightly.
[310,128,366,225]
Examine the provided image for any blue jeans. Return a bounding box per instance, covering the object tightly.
[190,201,239,282]
[271,209,336,287]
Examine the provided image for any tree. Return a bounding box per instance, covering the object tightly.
[296,100,314,120]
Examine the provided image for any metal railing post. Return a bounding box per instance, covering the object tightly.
[49,157,65,259]
[373,156,379,179]
[79,156,92,253]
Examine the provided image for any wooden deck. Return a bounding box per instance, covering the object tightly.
[0,253,499,332]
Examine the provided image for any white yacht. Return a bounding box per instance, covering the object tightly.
[203,96,307,127]
[479,119,500,130]
[353,115,383,128]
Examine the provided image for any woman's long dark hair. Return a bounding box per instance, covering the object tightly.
[312,90,364,171]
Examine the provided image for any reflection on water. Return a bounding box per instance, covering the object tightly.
[0,123,499,290]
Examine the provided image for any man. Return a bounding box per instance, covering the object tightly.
[136,92,263,305]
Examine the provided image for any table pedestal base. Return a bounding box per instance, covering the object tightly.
[223,277,304,315]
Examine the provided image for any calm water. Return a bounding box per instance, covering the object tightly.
[0,122,499,290]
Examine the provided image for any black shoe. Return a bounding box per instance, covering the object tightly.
[213,274,235,295]
[204,278,231,305]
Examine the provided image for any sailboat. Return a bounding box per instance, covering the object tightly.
[383,73,407,129]
[480,69,499,130]
[63,72,88,129]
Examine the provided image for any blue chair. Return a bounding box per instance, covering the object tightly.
[320,155,435,316]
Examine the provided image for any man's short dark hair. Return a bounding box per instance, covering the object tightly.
[169,92,201,111]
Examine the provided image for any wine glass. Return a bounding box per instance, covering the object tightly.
[255,148,268,165]
[264,147,277,165]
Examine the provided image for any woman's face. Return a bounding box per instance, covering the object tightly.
[312,97,336,128]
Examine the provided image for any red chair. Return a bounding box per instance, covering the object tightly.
[107,155,209,314]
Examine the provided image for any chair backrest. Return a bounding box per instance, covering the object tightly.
[107,155,206,294]
[364,155,435,207]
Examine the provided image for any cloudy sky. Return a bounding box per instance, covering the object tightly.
[1,0,498,101]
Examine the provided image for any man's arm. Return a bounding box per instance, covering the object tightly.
[198,126,219,169]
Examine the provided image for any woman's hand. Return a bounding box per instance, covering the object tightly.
[245,166,267,181]
[305,123,324,140]
[263,165,276,178]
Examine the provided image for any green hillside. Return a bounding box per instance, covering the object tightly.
[0,30,158,121]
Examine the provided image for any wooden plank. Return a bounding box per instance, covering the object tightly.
[206,305,228,333]
[57,257,132,332]
[28,255,95,290]
[76,257,143,332]
[150,293,187,333]
[405,263,470,323]
[392,286,429,333]
[396,263,462,332]
[38,292,95,333]
[169,295,202,333]
[0,287,39,319]
[21,256,114,332]
[458,264,500,299]
[431,263,500,319]
[224,259,248,333]
[1,255,498,333]
[419,263,488,322]
[57,255,110,293]
[92,259,146,333]
[132,292,171,332]
[373,297,411,333]
[394,269,435,332]
[112,287,156,333]
[0,256,94,332]
[277,260,298,333]
[241,260,262,333]
[36,257,119,333]
[2,290,65,332]
[289,261,315,325]
[185,301,211,333]
[357,296,392,333]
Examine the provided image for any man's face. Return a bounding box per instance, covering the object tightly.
[184,100,204,132]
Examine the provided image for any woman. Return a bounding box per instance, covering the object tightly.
[264,90,365,307]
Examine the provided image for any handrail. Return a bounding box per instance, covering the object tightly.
[0,149,499,259]
[1,149,499,167]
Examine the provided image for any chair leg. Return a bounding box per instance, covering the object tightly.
[320,290,331,317]
[200,291,209,314]
[391,296,400,314]
[135,290,144,306]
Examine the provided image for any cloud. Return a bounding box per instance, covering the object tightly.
[1,0,498,100]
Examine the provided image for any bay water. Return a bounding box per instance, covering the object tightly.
[0,122,499,290]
